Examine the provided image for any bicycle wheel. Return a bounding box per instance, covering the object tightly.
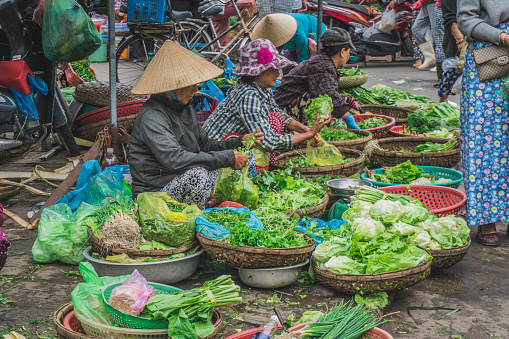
[177,21,214,53]
[116,34,167,86]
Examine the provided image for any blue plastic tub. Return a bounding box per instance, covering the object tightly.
[127,0,167,23]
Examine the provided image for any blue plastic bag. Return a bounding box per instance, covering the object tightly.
[196,207,263,240]
[295,218,347,245]
[10,74,49,120]
[201,80,225,105]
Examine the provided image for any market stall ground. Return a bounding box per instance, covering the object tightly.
[0,63,507,339]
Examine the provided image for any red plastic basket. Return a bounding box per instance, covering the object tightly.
[63,311,86,334]
[354,114,396,139]
[378,185,467,217]
[389,125,453,139]
[74,100,147,127]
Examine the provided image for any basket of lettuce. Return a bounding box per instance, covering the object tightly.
[195,208,315,268]
[361,161,463,188]
[345,186,470,270]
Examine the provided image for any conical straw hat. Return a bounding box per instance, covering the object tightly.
[251,13,297,47]
[131,41,224,95]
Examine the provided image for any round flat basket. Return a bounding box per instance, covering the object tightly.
[76,114,137,141]
[196,232,315,269]
[426,236,471,270]
[361,166,463,189]
[389,126,453,139]
[87,226,199,257]
[361,104,413,125]
[75,303,222,339]
[54,303,95,339]
[325,129,373,151]
[354,114,396,139]
[73,81,148,107]
[337,73,369,89]
[74,100,146,127]
[368,137,460,168]
[271,148,365,179]
[284,194,329,219]
[311,256,431,295]
[377,185,467,217]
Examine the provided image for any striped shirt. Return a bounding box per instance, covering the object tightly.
[203,82,294,152]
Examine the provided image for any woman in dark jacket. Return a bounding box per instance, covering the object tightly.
[129,41,263,209]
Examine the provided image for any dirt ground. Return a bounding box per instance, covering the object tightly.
[0,63,508,339]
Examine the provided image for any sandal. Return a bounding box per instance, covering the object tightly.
[477,225,499,246]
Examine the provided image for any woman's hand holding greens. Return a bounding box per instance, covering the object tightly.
[233,151,248,170]
[242,127,264,148]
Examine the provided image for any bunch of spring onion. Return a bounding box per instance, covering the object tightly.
[351,186,421,206]
[292,300,388,339]
[144,275,241,320]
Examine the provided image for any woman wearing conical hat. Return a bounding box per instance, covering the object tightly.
[129,41,263,209]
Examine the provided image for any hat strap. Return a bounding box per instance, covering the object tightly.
[169,91,179,103]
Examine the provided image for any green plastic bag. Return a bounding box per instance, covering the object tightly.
[252,148,270,167]
[71,262,129,326]
[32,203,98,265]
[306,137,343,166]
[42,0,102,62]
[212,167,259,209]
[137,193,200,247]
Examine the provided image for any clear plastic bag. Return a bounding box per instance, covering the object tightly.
[306,137,343,166]
[212,167,259,209]
[379,9,396,33]
[137,192,201,247]
[42,0,102,62]
[442,57,459,73]
[109,269,156,317]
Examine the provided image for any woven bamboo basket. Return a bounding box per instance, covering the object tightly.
[271,148,365,179]
[354,114,396,139]
[311,256,432,295]
[338,73,369,89]
[73,81,148,107]
[76,115,137,141]
[54,303,96,339]
[325,129,372,151]
[427,237,471,270]
[196,232,315,268]
[360,104,413,125]
[367,137,460,168]
[284,194,329,219]
[87,226,199,257]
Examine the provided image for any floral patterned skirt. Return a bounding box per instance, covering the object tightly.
[460,21,509,226]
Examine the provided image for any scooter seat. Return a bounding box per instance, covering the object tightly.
[322,0,369,16]
[165,10,193,21]
[198,5,223,17]
[0,61,34,95]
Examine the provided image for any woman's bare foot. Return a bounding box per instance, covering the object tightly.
[413,59,423,68]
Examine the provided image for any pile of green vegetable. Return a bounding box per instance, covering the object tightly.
[228,223,309,248]
[304,95,333,127]
[400,126,453,138]
[357,117,388,129]
[341,86,382,105]
[369,85,430,106]
[70,60,96,82]
[369,160,452,185]
[338,66,366,77]
[200,210,250,229]
[320,128,363,141]
[407,102,459,133]
[212,75,237,89]
[91,246,199,263]
[280,154,354,168]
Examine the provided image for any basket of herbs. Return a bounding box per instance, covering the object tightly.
[353,114,396,139]
[337,67,369,89]
[272,147,365,179]
[360,104,413,125]
[320,127,372,151]
[366,131,460,168]
[196,209,315,268]
[361,160,463,188]
[389,125,454,139]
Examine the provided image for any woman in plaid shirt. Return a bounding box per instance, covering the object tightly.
[204,39,332,164]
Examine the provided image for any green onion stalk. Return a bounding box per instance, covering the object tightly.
[350,186,420,206]
[292,300,388,339]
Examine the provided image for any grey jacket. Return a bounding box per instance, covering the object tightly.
[457,0,509,44]
[128,94,241,197]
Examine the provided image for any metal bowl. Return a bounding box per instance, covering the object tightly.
[83,246,203,284]
[327,178,373,198]
[238,259,309,289]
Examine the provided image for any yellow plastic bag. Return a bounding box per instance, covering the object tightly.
[306,137,343,166]
[213,167,259,209]
[137,192,201,247]
[252,148,270,167]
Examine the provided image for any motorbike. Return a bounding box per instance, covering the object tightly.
[0,0,79,156]
[306,0,414,59]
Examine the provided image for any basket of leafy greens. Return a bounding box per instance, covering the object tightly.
[353,114,396,139]
[320,128,372,151]
[272,147,364,179]
[367,131,460,168]
[406,102,460,133]
[360,104,413,125]
[361,161,463,188]
[389,125,453,139]
[368,85,431,106]
[338,67,369,89]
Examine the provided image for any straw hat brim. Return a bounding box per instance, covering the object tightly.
[251,13,298,47]
[131,41,224,95]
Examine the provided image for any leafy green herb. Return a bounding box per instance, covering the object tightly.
[373,161,424,184]
[341,86,382,105]
[228,223,309,248]
[304,95,333,127]
[338,66,365,77]
[369,85,430,105]
[201,210,250,230]
[320,128,362,141]
[70,60,96,82]
[358,117,388,129]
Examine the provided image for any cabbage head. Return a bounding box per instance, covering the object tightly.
[407,229,431,249]
[416,219,434,231]
[304,94,333,127]
[365,245,430,274]
[314,237,351,263]
[342,201,372,223]
[428,239,442,250]
[388,220,416,236]
[351,216,385,241]
[430,216,470,249]
[400,202,432,225]
[369,200,404,223]
[324,256,366,275]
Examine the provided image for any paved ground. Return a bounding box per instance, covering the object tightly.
[0,62,507,339]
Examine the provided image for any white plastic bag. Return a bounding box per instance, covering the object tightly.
[379,9,396,33]
[452,75,462,95]
[442,57,459,73]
